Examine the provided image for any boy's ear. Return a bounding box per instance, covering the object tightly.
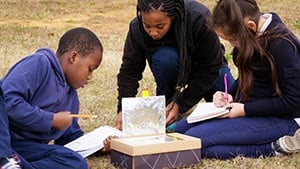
[247,20,257,32]
[69,51,79,64]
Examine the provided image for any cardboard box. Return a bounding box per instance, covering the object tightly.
[111,133,201,169]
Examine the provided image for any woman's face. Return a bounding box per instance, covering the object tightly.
[141,10,174,40]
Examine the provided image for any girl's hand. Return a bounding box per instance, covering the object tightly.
[213,91,233,107]
[219,102,246,118]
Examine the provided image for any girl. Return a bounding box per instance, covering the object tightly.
[175,0,300,159]
[116,0,234,129]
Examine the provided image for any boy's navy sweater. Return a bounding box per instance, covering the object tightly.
[231,13,300,118]
[0,48,83,144]
[117,0,227,113]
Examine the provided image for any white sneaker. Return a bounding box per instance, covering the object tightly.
[275,128,300,154]
[0,157,21,169]
[279,128,300,153]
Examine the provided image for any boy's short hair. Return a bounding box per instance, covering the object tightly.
[56,27,103,57]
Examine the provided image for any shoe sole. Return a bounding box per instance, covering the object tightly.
[282,128,300,152]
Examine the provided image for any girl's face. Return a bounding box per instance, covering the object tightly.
[214,19,258,49]
[215,27,240,48]
[141,10,174,40]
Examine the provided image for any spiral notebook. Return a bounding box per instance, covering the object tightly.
[187,102,229,123]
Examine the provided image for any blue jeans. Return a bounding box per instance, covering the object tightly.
[175,117,299,159]
[151,46,235,103]
[12,141,88,169]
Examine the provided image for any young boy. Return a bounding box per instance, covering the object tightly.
[0,27,103,169]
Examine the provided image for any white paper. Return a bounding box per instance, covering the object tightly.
[187,102,229,123]
[64,125,123,158]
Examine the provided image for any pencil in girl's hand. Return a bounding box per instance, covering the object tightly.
[70,114,98,118]
[224,73,228,103]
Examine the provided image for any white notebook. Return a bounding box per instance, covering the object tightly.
[187,102,229,123]
[64,125,123,158]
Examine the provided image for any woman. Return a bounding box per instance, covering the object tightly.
[175,0,300,159]
[116,0,234,129]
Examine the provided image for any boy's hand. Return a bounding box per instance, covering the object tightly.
[101,135,119,154]
[52,111,73,130]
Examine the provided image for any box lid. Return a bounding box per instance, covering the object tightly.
[111,132,201,156]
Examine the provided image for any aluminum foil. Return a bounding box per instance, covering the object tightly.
[122,96,166,136]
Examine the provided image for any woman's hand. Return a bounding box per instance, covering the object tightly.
[115,112,122,130]
[165,102,180,126]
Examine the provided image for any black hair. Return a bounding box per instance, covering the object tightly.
[56,27,103,57]
[137,0,190,100]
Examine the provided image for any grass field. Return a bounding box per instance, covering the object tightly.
[0,0,299,168]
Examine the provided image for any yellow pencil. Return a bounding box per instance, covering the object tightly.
[70,114,98,118]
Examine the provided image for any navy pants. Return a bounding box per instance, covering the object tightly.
[1,81,87,169]
[0,90,13,157]
[12,141,88,169]
[151,46,235,103]
[175,116,299,159]
[1,87,26,167]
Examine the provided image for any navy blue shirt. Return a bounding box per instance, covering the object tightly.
[1,48,83,144]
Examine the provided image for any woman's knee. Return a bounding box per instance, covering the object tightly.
[152,46,179,73]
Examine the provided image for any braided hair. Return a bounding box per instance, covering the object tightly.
[137,0,190,100]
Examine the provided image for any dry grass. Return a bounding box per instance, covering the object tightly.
[0,0,299,168]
